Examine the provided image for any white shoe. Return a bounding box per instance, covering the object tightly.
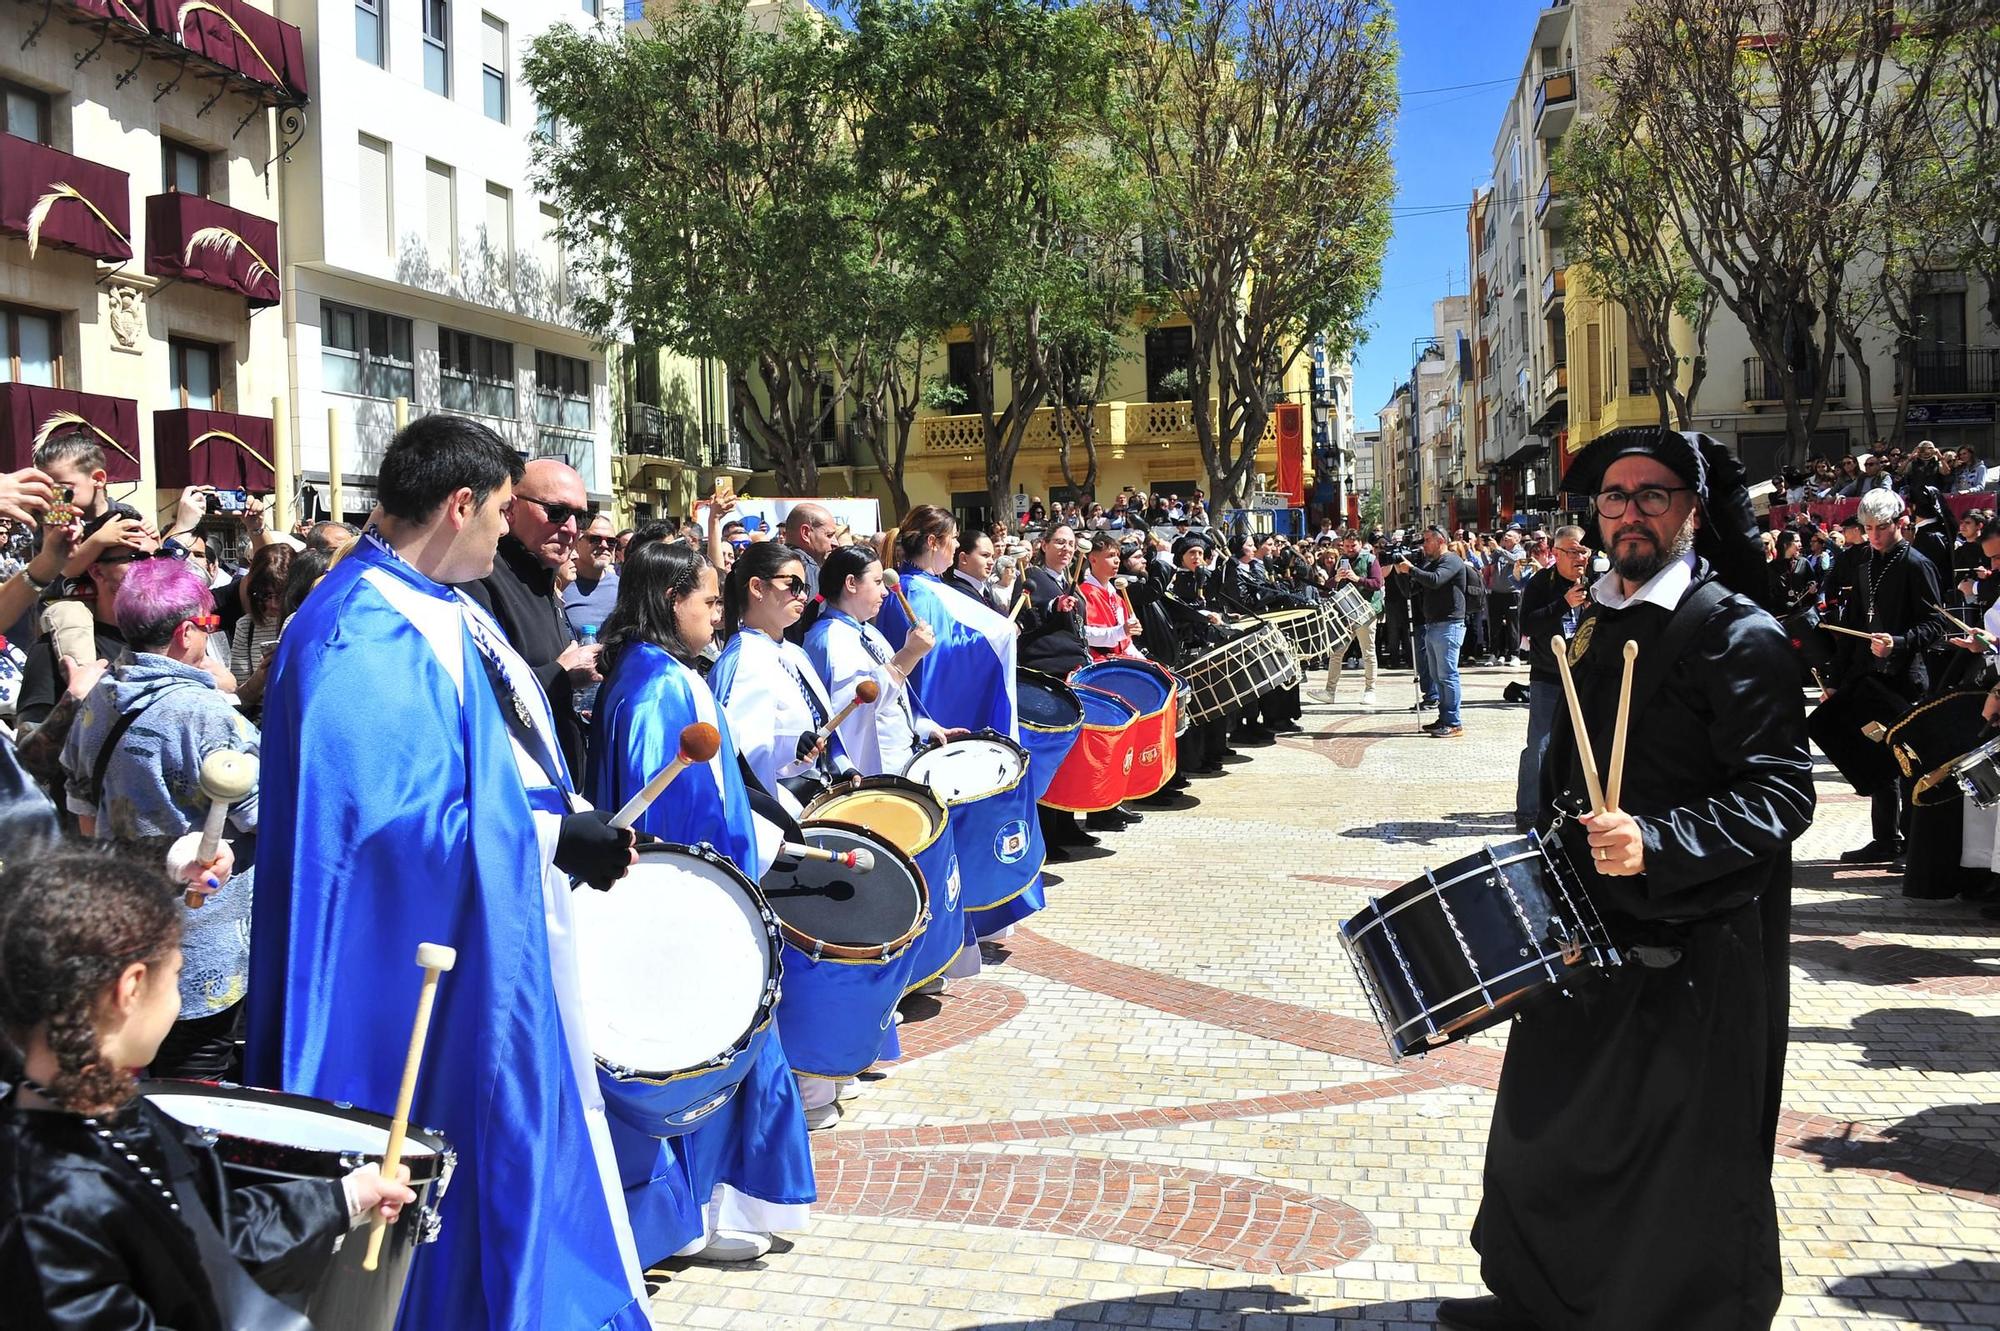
[835,1077,859,1101]
[913,977,945,997]
[694,1231,773,1263]
[804,1100,842,1130]
[893,1009,905,1025]
[1360,689,1376,707]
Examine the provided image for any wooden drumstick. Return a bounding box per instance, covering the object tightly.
[1549,635,1607,817]
[186,751,256,908]
[881,567,921,626]
[1818,622,1885,641]
[1007,588,1028,623]
[1605,639,1638,812]
[806,679,880,758]
[1931,602,1984,637]
[777,840,877,871]
[608,723,721,830]
[363,941,457,1272]
[1113,576,1140,626]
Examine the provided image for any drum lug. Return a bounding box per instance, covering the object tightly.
[416,1203,444,1245]
[340,1151,365,1171]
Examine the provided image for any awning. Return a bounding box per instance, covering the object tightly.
[68,0,147,31]
[0,134,133,263]
[147,0,309,102]
[145,193,279,306]
[152,407,275,490]
[0,383,142,481]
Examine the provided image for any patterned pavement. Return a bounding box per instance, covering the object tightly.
[644,664,2000,1329]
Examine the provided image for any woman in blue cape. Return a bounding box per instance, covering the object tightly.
[586,539,815,1265]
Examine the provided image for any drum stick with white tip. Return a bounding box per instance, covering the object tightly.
[186,751,257,908]
[1931,602,1984,637]
[1818,622,1885,641]
[1113,576,1140,629]
[1605,639,1638,812]
[779,841,876,871]
[609,723,722,830]
[881,568,923,628]
[1550,635,1608,817]
[363,941,457,1272]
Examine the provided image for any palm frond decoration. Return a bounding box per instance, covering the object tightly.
[108,0,144,26]
[33,410,140,467]
[189,427,274,473]
[182,225,276,290]
[175,0,284,86]
[26,182,130,260]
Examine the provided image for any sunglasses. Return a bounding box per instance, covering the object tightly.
[580,533,616,547]
[514,494,592,528]
[183,614,222,632]
[99,546,188,566]
[763,574,811,598]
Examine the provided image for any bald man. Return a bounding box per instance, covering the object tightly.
[782,502,837,587]
[458,458,601,773]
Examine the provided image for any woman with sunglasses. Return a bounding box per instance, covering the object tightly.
[800,543,945,777]
[709,541,852,816]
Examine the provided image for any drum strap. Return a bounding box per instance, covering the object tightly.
[157,1129,316,1331]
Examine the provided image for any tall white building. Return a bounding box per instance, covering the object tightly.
[277,0,613,519]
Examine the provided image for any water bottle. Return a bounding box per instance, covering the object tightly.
[575,624,600,723]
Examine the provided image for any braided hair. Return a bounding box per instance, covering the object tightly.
[0,843,180,1114]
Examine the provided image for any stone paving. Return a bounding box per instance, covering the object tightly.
[645,664,2000,1329]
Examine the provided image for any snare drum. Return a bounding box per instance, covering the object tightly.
[145,1082,455,1331]
[1070,659,1179,799]
[1887,691,1990,805]
[1016,668,1084,801]
[1261,606,1335,669]
[804,776,964,994]
[1951,737,2000,808]
[571,843,782,1136]
[1340,832,1620,1059]
[905,733,1045,932]
[761,824,925,1078]
[1326,584,1374,642]
[1039,685,1139,813]
[1181,624,1301,725]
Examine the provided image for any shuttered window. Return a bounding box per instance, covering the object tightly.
[357,135,391,255]
[484,183,511,286]
[425,159,455,273]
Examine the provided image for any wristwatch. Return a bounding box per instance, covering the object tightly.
[20,561,57,594]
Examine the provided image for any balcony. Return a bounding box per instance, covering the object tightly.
[1542,364,1568,401]
[1898,346,2000,397]
[1534,70,1578,139]
[1535,175,1566,228]
[142,0,309,103]
[1535,0,1573,44]
[1743,354,1847,405]
[1541,266,1566,311]
[152,407,275,490]
[0,134,131,263]
[0,383,141,481]
[918,403,1114,455]
[145,193,279,306]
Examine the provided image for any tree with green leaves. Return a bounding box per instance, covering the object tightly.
[1115,0,1396,507]
[1556,113,1717,430]
[523,0,872,496]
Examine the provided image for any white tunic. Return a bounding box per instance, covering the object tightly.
[807,610,940,777]
[715,627,841,816]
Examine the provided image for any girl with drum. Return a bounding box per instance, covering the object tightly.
[1,844,415,1328]
[711,542,853,816]
[588,542,816,1265]
[801,543,951,775]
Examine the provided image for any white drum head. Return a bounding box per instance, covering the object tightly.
[145,1092,438,1158]
[572,849,773,1074]
[906,738,1023,804]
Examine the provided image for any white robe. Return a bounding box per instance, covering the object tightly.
[714,628,841,817]
[805,611,940,777]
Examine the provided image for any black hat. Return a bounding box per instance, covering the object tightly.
[1170,532,1211,562]
[1557,425,1765,599]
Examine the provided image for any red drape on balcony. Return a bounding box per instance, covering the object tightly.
[0,384,142,482]
[68,0,148,30]
[0,135,132,263]
[145,193,280,306]
[147,0,309,100]
[1274,403,1305,506]
[152,407,276,491]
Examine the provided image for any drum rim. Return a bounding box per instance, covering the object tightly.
[779,818,930,959]
[902,731,1031,805]
[595,841,784,1082]
[804,774,948,855]
[1341,844,1550,942]
[1069,663,1176,722]
[142,1080,450,1179]
[1381,950,1608,1044]
[1070,682,1143,730]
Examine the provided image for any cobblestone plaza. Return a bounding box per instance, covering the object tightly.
[645,667,2000,1330]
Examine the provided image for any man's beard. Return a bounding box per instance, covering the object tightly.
[1612,512,1697,584]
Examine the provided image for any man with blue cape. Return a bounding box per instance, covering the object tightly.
[245,417,666,1331]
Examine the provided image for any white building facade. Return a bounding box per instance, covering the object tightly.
[276,0,613,520]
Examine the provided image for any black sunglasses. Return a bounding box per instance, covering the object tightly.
[99,546,189,566]
[514,494,592,528]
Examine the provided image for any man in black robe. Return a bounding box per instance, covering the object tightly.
[1446,428,1815,1331]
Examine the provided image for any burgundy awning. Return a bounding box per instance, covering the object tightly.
[66,0,147,31]
[0,384,142,483]
[145,193,279,306]
[152,407,275,491]
[0,134,133,264]
[148,0,309,102]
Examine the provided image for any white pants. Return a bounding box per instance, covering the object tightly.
[1325,615,1377,694]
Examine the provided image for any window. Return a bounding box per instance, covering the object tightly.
[481,15,507,123]
[580,0,599,15]
[1144,326,1193,402]
[358,135,391,255]
[535,351,591,431]
[423,0,450,96]
[161,139,209,196]
[356,0,383,67]
[1,79,50,144]
[945,341,976,405]
[425,159,456,272]
[483,183,511,286]
[170,338,222,410]
[321,301,414,401]
[536,203,565,299]
[0,304,60,386]
[441,329,515,417]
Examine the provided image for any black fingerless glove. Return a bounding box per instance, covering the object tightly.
[556,810,635,891]
[794,730,823,764]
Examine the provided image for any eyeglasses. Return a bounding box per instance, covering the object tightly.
[764,574,811,599]
[580,533,615,547]
[1553,545,1589,559]
[183,614,222,633]
[99,546,187,566]
[513,494,591,528]
[1594,486,1694,518]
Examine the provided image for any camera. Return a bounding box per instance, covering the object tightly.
[207,488,249,515]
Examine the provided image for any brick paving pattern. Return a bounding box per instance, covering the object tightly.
[646,664,2000,1329]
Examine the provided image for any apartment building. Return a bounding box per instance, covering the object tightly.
[2,0,307,518]
[276,0,614,522]
[1376,382,1414,532]
[1413,296,1472,529]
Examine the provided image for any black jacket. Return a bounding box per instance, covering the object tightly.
[1017,563,1089,675]
[1403,549,1467,623]
[1828,542,1948,693]
[944,566,1004,614]
[1519,565,1581,682]
[458,535,585,775]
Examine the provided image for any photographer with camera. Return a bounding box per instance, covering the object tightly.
[1391,526,1466,737]
[1513,526,1594,834]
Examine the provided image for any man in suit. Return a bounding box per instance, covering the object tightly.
[944,528,1007,614]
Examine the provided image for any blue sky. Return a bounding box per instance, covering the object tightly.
[1350,1,1546,426]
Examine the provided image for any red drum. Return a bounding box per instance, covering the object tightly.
[1039,686,1139,814]
[1070,660,1178,800]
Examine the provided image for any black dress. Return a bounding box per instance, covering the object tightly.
[1475,568,1814,1331]
[2,1087,348,1331]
